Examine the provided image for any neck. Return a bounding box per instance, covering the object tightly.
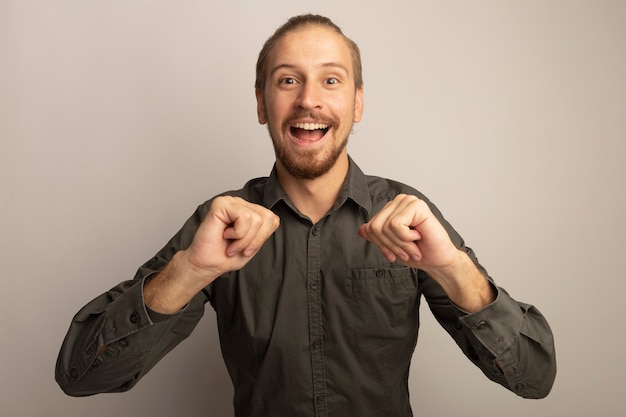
[277,154,349,224]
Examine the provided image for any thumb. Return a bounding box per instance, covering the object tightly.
[358,224,371,241]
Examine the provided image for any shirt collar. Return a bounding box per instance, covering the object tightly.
[340,156,372,214]
[262,156,372,214]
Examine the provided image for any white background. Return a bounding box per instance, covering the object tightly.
[2,1,625,416]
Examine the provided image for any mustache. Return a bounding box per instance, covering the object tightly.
[283,111,338,129]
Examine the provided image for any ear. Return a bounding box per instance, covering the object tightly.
[353,86,364,123]
[256,88,267,124]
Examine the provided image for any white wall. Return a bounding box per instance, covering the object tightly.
[2,1,625,416]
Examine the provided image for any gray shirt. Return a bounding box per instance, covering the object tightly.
[56,157,556,416]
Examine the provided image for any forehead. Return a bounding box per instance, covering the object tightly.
[269,25,353,73]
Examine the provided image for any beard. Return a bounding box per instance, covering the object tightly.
[269,110,351,180]
[272,133,349,180]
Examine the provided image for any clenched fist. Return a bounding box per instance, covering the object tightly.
[145,196,279,314]
[358,194,494,312]
[358,194,458,270]
[184,196,281,277]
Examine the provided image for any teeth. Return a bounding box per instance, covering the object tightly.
[293,122,329,131]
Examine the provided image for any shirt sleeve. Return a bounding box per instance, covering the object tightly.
[419,201,557,399]
[55,203,211,396]
[421,273,556,398]
[55,277,208,396]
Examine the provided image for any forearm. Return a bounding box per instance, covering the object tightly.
[416,199,556,397]
[144,250,220,314]
[424,249,496,313]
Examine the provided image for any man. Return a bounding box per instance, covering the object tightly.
[56,14,556,416]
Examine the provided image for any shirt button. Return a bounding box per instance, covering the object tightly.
[312,340,321,349]
[375,269,385,277]
[475,320,486,329]
[69,367,78,379]
[316,395,325,405]
[311,227,319,236]
[119,338,129,347]
[130,312,140,324]
[310,281,319,290]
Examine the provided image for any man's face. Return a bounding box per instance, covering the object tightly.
[256,25,364,180]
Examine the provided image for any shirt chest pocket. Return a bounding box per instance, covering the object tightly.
[346,266,419,347]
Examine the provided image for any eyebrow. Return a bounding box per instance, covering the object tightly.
[269,62,350,78]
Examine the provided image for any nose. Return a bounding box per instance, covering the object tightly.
[296,82,322,110]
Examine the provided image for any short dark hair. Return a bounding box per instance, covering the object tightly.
[255,14,363,92]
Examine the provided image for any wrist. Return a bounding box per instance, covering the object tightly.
[422,249,467,284]
[177,249,223,283]
[144,251,219,314]
[425,250,495,313]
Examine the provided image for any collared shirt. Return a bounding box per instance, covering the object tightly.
[56,158,556,416]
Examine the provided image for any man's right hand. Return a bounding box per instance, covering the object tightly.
[184,196,281,277]
[144,196,280,314]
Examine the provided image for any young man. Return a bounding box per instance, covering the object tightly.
[56,14,556,417]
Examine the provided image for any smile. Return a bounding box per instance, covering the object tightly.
[289,122,330,143]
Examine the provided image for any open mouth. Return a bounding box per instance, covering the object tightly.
[290,122,330,142]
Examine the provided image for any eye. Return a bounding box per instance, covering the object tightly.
[279,77,298,85]
[325,77,339,85]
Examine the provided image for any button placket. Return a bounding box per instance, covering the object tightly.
[306,223,327,416]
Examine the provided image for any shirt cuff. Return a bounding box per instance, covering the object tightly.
[100,277,184,344]
[455,286,526,357]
